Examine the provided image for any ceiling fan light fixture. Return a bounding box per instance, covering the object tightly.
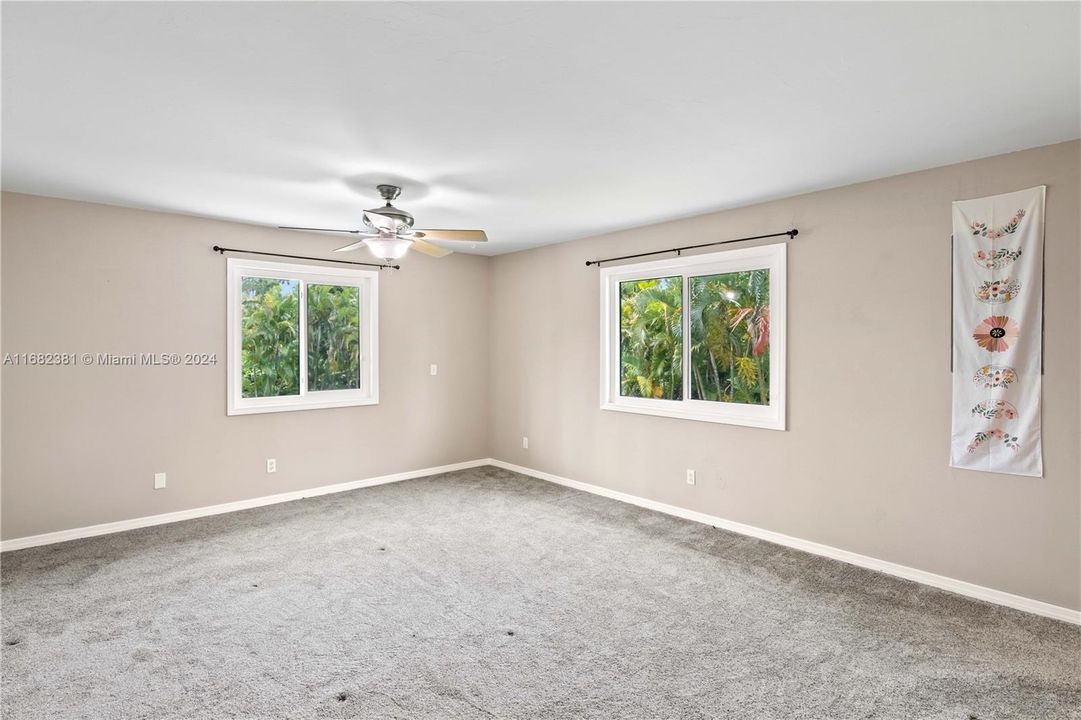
[363,235,413,261]
[280,185,487,260]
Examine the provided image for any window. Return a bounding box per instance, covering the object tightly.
[227,259,378,415]
[600,243,785,429]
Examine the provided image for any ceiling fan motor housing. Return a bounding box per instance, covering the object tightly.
[364,184,414,231]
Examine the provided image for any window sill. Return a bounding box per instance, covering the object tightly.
[228,397,379,416]
[600,401,785,431]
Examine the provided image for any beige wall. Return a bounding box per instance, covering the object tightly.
[1,193,490,539]
[2,141,1078,612]
[488,141,1081,610]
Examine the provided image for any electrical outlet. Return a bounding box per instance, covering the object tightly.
[154,472,167,490]
[430,364,438,376]
[266,458,277,474]
[686,469,696,486]
[522,436,529,449]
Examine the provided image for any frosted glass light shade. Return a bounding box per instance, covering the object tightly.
[363,236,412,260]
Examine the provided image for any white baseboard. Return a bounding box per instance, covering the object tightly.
[488,458,1081,626]
[0,459,489,553]
[5,456,1077,626]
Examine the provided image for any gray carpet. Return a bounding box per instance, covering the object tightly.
[2,466,1078,719]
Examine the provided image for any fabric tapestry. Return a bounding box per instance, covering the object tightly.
[950,186,1044,477]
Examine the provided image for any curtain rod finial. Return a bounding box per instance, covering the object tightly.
[788,229,799,238]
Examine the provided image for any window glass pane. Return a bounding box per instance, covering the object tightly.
[619,276,683,400]
[307,284,361,392]
[689,269,770,405]
[241,277,300,398]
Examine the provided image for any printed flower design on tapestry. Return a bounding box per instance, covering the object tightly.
[966,429,1020,454]
[975,278,1020,304]
[970,209,1025,239]
[971,400,1018,421]
[972,315,1019,352]
[950,187,1042,476]
[973,247,1022,270]
[972,365,1017,389]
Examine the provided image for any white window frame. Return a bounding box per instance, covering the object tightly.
[227,258,379,416]
[599,243,786,430]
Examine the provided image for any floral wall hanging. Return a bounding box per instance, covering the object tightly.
[950,186,1045,477]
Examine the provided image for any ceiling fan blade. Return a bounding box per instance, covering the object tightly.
[411,238,454,258]
[363,210,401,233]
[412,229,488,242]
[279,226,361,234]
[333,239,368,253]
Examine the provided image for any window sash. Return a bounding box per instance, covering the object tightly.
[306,284,362,393]
[227,259,379,415]
[599,243,786,430]
[618,275,684,401]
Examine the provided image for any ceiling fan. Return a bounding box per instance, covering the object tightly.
[279,184,488,261]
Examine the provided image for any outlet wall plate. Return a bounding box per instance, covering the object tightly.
[154,472,167,490]
[686,469,696,485]
[266,459,277,473]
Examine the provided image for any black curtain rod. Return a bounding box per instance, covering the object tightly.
[212,245,399,270]
[584,229,798,267]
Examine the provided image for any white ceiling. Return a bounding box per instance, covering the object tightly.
[3,2,1079,255]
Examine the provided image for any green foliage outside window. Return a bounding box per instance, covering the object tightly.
[620,276,684,400]
[618,269,770,405]
[307,284,360,391]
[241,278,362,398]
[690,270,770,405]
[241,277,300,398]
